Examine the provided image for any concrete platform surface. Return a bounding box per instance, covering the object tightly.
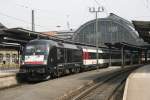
[0,69,18,78]
[0,69,18,89]
[123,64,150,100]
[0,67,120,100]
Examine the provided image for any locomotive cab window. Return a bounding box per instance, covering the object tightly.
[25,44,49,55]
[24,43,49,65]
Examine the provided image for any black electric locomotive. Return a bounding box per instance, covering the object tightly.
[19,39,83,80]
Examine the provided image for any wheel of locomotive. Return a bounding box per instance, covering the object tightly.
[69,68,73,74]
[74,68,79,73]
[43,71,52,80]
[70,68,75,74]
[45,74,51,80]
[57,70,62,77]
[76,67,80,73]
[53,70,61,78]
[51,72,56,78]
[65,69,70,75]
[80,66,84,72]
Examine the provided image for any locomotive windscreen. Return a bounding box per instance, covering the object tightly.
[23,44,49,65]
[25,45,49,55]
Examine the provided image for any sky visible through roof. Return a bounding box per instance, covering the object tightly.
[0,0,150,32]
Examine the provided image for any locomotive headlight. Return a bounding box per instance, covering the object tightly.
[43,60,47,65]
[22,61,25,65]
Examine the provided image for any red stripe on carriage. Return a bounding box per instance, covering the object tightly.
[82,52,91,60]
[25,61,44,64]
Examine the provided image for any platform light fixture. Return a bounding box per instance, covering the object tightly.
[89,6,104,70]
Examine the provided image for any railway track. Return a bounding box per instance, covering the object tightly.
[72,66,139,100]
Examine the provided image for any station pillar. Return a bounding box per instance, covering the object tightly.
[130,51,133,65]
[109,46,112,67]
[138,50,142,64]
[144,50,148,64]
[18,50,20,67]
[121,46,124,68]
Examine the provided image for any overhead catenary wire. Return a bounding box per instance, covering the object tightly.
[0,11,56,30]
[16,4,61,18]
[16,4,68,30]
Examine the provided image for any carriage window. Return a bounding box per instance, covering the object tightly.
[6,54,10,62]
[100,53,109,59]
[0,54,3,63]
[90,53,96,59]
[12,54,17,63]
[111,53,121,59]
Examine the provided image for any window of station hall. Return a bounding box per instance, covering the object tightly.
[12,54,18,63]
[0,54,3,63]
[6,54,10,62]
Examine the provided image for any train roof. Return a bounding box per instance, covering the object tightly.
[28,39,81,50]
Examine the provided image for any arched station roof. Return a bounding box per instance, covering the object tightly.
[73,13,147,47]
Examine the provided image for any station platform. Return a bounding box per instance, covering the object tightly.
[123,64,150,100]
[0,67,122,100]
[0,69,19,89]
[0,69,18,78]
